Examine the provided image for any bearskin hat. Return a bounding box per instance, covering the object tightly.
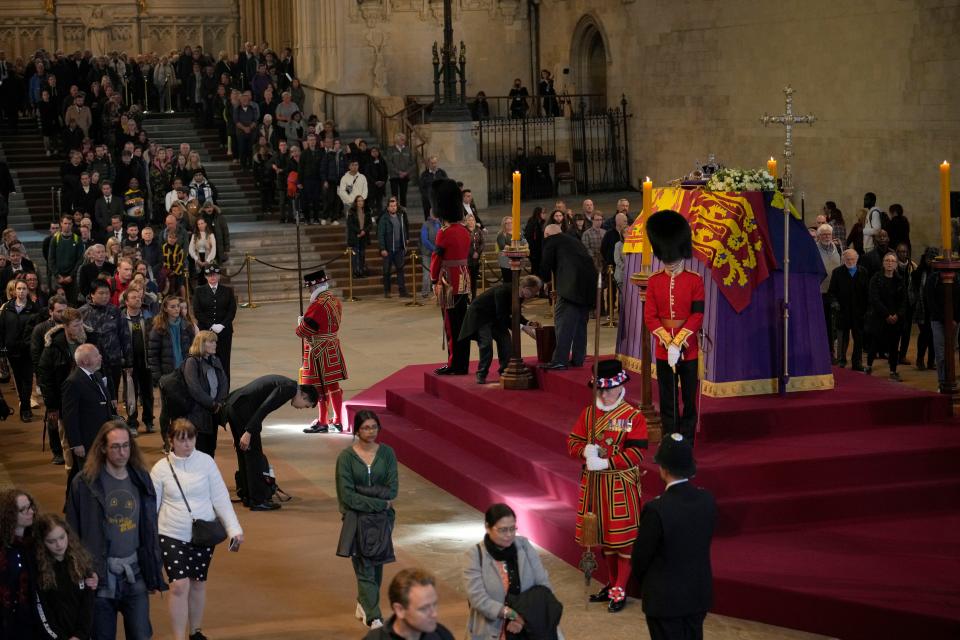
[646,209,692,263]
[430,178,464,223]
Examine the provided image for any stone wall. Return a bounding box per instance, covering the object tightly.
[316,0,532,99]
[0,0,237,58]
[538,0,960,249]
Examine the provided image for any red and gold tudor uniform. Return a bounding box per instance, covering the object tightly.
[297,270,348,432]
[567,361,648,612]
[429,180,472,374]
[642,209,705,442]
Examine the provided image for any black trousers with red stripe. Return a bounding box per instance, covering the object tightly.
[444,294,470,372]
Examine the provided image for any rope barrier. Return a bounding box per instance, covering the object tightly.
[251,251,348,272]
[223,258,248,279]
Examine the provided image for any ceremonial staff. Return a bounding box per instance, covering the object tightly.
[578,271,604,601]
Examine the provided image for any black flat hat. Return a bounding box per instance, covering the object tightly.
[654,432,697,477]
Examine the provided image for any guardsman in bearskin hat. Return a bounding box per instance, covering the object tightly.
[429,178,472,375]
[298,269,348,433]
[567,359,649,613]
[643,210,705,443]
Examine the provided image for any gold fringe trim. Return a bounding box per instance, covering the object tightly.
[617,354,834,398]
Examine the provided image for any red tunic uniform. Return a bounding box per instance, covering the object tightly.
[567,401,648,549]
[429,223,471,307]
[296,291,347,388]
[643,269,705,361]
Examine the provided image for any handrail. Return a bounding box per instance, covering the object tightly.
[300,81,429,175]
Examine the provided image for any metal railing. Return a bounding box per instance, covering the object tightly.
[300,83,429,175]
[404,93,606,122]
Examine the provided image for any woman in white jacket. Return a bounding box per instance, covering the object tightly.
[463,503,559,640]
[188,217,217,284]
[151,418,243,640]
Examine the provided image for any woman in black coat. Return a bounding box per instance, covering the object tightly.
[0,280,40,421]
[346,196,374,278]
[523,207,546,277]
[149,296,196,447]
[363,146,389,217]
[865,251,907,380]
[183,330,229,457]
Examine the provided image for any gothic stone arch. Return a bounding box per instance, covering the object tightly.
[570,13,611,112]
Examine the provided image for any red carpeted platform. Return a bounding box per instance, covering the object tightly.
[344,360,960,639]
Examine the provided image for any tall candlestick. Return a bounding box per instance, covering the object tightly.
[512,171,521,242]
[942,161,952,257]
[767,157,778,179]
[642,177,653,268]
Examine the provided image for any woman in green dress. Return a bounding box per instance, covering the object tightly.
[336,409,398,631]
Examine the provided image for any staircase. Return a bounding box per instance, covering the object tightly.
[0,119,63,230]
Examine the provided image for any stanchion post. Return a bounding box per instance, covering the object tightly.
[345,248,359,302]
[165,81,174,114]
[143,76,150,113]
[405,250,424,307]
[480,256,487,292]
[605,265,617,327]
[240,254,258,309]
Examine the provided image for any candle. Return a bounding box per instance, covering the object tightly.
[512,171,521,242]
[767,157,778,179]
[642,177,653,268]
[942,161,952,257]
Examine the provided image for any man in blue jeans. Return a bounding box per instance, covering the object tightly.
[538,223,597,369]
[377,196,411,298]
[67,420,167,639]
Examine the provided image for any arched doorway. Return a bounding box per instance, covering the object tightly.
[571,15,609,113]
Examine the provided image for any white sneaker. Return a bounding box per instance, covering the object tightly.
[332,220,340,226]
[369,619,383,629]
[320,219,328,226]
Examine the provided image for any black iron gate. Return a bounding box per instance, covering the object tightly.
[571,96,632,194]
[477,117,557,205]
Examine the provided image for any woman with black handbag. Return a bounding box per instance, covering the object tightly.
[336,410,398,631]
[463,503,562,640]
[151,418,243,640]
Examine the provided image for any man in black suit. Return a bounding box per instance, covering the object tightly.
[61,343,114,490]
[93,182,124,242]
[459,276,542,384]
[192,265,238,380]
[538,223,597,369]
[222,375,318,511]
[631,434,717,640]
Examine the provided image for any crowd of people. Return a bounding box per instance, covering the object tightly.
[816,192,951,388]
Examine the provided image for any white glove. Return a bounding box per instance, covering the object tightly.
[586,456,610,471]
[297,315,304,327]
[211,323,225,334]
[583,444,599,459]
[667,344,681,367]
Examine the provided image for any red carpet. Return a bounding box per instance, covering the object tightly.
[345,360,960,639]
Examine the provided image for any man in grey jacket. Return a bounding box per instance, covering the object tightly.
[384,132,416,208]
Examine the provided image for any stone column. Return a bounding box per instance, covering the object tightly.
[293,0,342,88]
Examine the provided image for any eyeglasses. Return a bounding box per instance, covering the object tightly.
[18,504,36,514]
[108,442,131,452]
[494,526,518,535]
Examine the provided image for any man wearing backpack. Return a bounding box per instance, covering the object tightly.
[862,192,887,253]
[221,375,318,510]
[47,214,84,305]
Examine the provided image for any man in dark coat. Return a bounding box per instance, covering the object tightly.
[222,375,318,511]
[828,248,870,370]
[66,421,167,639]
[192,265,238,380]
[61,344,115,490]
[631,433,717,640]
[859,228,891,277]
[538,224,597,369]
[459,276,542,384]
